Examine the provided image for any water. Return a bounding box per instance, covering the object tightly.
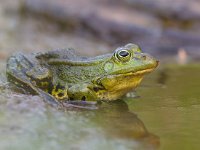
[127,64,200,150]
[0,64,200,150]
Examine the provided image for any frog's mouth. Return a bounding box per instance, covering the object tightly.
[110,60,159,76]
[111,67,156,77]
[129,68,155,76]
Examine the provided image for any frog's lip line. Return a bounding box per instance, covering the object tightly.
[110,61,159,76]
[110,67,155,77]
[131,68,154,75]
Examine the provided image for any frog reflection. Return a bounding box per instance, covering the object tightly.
[92,100,160,149]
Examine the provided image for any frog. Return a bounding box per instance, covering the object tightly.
[6,43,158,108]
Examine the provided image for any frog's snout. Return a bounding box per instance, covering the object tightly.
[139,53,159,68]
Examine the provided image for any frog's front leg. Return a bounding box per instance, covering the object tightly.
[125,90,140,99]
[64,83,99,109]
[68,83,97,101]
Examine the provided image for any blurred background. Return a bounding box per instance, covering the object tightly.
[1,0,200,60]
[0,0,200,150]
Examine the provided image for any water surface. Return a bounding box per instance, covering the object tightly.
[127,64,200,150]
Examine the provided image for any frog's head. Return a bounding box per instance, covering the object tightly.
[92,43,159,100]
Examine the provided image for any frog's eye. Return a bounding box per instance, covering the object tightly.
[116,49,132,62]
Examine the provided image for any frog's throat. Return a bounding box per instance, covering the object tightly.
[94,68,154,91]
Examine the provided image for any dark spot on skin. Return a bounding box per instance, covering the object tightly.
[58,92,64,97]
[81,96,86,101]
[93,87,100,92]
[69,97,74,100]
[142,55,147,60]
[48,83,54,94]
[58,68,62,72]
[93,86,104,92]
[55,83,64,91]
[55,83,60,91]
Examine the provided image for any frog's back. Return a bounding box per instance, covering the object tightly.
[34,48,77,60]
[37,48,112,64]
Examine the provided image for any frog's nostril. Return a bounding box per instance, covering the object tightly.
[141,55,147,60]
[155,60,159,67]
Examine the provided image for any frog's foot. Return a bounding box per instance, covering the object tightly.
[6,53,62,108]
[36,88,63,108]
[125,90,140,98]
[62,101,99,110]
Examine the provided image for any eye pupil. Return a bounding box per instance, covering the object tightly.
[119,50,129,57]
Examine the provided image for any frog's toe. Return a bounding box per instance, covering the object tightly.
[37,88,61,108]
[126,90,140,98]
[62,101,98,110]
[7,53,33,70]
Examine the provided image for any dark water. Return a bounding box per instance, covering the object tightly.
[0,64,200,150]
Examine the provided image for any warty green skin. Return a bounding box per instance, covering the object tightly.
[6,43,158,107]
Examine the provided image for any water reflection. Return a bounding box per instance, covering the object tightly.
[157,68,169,85]
[93,100,160,149]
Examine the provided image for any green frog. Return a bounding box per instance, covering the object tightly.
[6,43,158,108]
